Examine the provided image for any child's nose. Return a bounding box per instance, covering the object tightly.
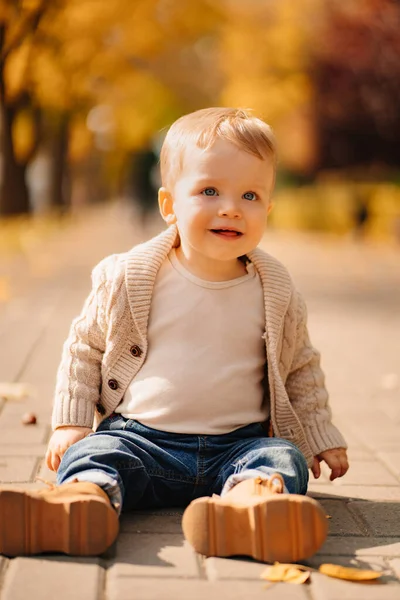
[217,199,241,219]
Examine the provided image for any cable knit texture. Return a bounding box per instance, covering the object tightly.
[52,224,347,466]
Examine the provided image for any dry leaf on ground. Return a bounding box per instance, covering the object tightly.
[319,564,382,581]
[261,563,310,584]
[0,383,36,401]
[261,562,383,586]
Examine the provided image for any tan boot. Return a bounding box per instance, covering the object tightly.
[182,474,328,563]
[0,481,119,557]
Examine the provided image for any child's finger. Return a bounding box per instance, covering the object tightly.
[328,455,343,481]
[329,453,349,480]
[51,452,61,473]
[45,448,53,471]
[339,454,349,478]
[312,458,321,479]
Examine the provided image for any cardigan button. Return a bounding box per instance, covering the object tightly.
[108,378,119,391]
[130,344,142,358]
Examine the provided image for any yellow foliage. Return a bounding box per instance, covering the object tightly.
[261,562,383,585]
[69,118,93,163]
[261,563,310,584]
[12,110,35,161]
[271,181,400,241]
[219,0,321,136]
[31,48,70,109]
[319,564,382,581]
[21,0,43,11]
[4,41,31,101]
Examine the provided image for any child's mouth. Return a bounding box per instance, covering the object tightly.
[210,229,243,239]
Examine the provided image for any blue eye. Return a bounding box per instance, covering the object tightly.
[243,192,257,201]
[202,187,218,196]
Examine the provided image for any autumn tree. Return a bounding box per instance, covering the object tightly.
[0,0,55,215]
[310,0,400,171]
[217,0,321,174]
[0,0,223,216]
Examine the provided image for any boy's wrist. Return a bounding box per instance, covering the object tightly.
[54,425,92,431]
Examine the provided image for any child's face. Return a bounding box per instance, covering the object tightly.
[160,139,274,276]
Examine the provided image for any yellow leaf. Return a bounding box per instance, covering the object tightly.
[261,563,311,584]
[319,564,382,581]
[0,382,36,401]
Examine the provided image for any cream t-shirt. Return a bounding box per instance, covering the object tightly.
[116,248,268,433]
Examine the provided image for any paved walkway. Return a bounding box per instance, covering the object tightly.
[0,199,399,599]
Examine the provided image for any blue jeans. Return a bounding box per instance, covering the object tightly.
[57,415,309,515]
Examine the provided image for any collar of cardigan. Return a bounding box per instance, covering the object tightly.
[124,224,294,346]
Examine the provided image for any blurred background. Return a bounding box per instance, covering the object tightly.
[1,0,400,248]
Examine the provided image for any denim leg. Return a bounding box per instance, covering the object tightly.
[57,415,200,514]
[57,431,134,515]
[213,436,309,496]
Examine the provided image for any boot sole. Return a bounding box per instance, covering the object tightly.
[182,494,328,563]
[0,489,119,557]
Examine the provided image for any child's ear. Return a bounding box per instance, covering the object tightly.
[158,187,177,224]
[267,202,274,216]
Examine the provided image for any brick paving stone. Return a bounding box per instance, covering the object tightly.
[204,556,268,580]
[348,416,400,452]
[389,559,400,580]
[378,452,400,480]
[1,557,103,600]
[309,572,400,599]
[120,509,184,534]
[0,457,37,482]
[0,444,47,457]
[308,484,400,501]
[366,440,400,452]
[349,502,400,537]
[305,554,390,575]
[318,499,367,536]
[0,482,48,491]
[0,426,48,445]
[318,537,400,557]
[0,400,50,421]
[0,300,57,383]
[0,555,6,577]
[106,578,308,600]
[108,533,201,578]
[345,446,376,461]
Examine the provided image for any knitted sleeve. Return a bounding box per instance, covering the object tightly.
[285,292,347,456]
[51,258,114,430]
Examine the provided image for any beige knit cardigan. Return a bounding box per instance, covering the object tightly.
[52,224,347,467]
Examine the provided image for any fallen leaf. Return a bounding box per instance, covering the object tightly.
[261,563,311,584]
[0,382,36,401]
[319,564,382,581]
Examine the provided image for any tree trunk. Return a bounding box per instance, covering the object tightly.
[48,113,70,212]
[0,95,31,217]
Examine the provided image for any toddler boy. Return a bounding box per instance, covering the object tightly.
[0,107,348,562]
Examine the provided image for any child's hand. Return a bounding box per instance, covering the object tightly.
[312,448,349,481]
[46,426,93,472]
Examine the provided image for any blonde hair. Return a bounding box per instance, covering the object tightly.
[160,107,277,188]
